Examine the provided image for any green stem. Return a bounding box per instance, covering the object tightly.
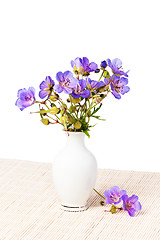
[98,70,104,82]
[82,101,94,120]
[93,188,105,200]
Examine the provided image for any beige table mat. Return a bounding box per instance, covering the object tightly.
[0,159,160,240]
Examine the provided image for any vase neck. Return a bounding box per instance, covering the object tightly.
[65,132,85,147]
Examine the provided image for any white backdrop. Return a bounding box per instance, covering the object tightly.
[0,0,160,172]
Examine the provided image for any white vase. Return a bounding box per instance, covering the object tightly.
[52,132,97,211]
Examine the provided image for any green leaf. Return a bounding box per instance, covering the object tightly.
[92,115,106,121]
[91,103,102,116]
[83,130,90,138]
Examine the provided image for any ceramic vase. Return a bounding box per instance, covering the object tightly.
[52,132,97,211]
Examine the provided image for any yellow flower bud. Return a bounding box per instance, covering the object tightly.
[74,121,82,130]
[49,107,60,115]
[49,95,58,102]
[41,118,49,125]
[70,96,80,104]
[60,116,67,130]
[69,106,76,113]
[103,70,110,79]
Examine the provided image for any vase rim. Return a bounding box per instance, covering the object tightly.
[65,131,85,134]
[65,131,85,135]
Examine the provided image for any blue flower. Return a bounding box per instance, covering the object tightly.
[15,87,35,111]
[122,194,142,217]
[71,57,98,75]
[100,60,107,69]
[85,77,100,89]
[54,71,78,94]
[104,186,126,205]
[107,58,129,77]
[111,75,130,99]
[71,79,90,98]
[39,76,55,99]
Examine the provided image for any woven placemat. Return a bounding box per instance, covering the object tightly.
[0,159,160,240]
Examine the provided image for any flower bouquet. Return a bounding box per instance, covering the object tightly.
[15,57,133,212]
[15,57,130,137]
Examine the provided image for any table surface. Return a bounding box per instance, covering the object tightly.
[0,159,160,240]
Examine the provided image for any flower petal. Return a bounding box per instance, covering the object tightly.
[82,57,89,66]
[129,195,139,203]
[71,91,81,98]
[63,87,73,94]
[79,79,87,90]
[56,72,64,83]
[81,89,90,98]
[104,78,109,85]
[110,186,120,195]
[68,76,78,88]
[128,208,136,217]
[134,201,142,211]
[28,87,35,95]
[112,58,122,68]
[39,90,49,99]
[89,62,98,71]
[105,198,113,204]
[39,80,48,90]
[120,189,127,197]
[121,86,130,95]
[104,190,111,198]
[112,90,121,99]
[54,84,63,93]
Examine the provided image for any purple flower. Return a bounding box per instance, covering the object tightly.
[39,76,55,99]
[71,57,98,75]
[71,79,90,98]
[104,186,126,205]
[107,58,129,77]
[15,87,35,111]
[85,77,100,89]
[122,194,142,217]
[100,60,107,69]
[54,71,78,94]
[111,75,130,99]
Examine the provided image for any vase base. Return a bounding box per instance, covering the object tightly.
[60,204,89,212]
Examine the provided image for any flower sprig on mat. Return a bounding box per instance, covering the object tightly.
[94,186,142,217]
[15,57,130,137]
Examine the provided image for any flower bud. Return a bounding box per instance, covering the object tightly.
[60,109,64,115]
[92,95,102,104]
[51,103,56,107]
[41,118,49,125]
[97,87,105,93]
[70,96,80,104]
[110,205,117,214]
[103,70,110,79]
[100,60,107,69]
[69,106,76,113]
[60,115,67,130]
[95,69,100,73]
[74,121,82,130]
[49,95,58,102]
[49,107,60,115]
[83,71,90,77]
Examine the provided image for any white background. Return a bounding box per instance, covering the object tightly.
[0,0,160,172]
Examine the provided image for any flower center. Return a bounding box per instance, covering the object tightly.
[126,202,132,209]
[110,194,120,202]
[25,96,32,101]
